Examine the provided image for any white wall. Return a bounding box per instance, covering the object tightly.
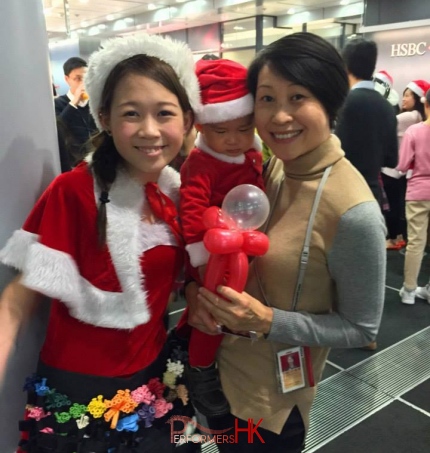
[368,26,430,101]
[0,0,59,450]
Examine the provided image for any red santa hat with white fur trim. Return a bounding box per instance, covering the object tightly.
[85,34,202,131]
[374,70,393,87]
[373,69,399,107]
[195,58,253,124]
[406,79,430,98]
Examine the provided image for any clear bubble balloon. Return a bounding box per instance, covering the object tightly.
[221,184,270,231]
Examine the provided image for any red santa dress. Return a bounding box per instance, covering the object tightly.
[0,161,191,452]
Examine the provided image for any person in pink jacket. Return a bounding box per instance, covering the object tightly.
[383,79,429,250]
[397,87,430,304]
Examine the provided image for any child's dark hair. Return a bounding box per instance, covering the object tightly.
[63,57,87,76]
[402,87,425,118]
[341,38,377,81]
[201,54,220,61]
[247,32,349,129]
[90,54,194,245]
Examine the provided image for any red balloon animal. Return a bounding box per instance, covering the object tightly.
[202,206,269,293]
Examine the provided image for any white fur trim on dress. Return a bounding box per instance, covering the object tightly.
[0,166,181,330]
[0,229,38,270]
[22,243,83,309]
[186,241,210,268]
[21,242,152,329]
[87,165,180,328]
[85,34,202,130]
[196,93,254,124]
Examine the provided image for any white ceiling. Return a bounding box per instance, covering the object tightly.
[43,0,362,40]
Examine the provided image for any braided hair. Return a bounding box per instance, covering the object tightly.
[90,131,120,245]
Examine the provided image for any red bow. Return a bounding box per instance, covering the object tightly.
[145,182,182,246]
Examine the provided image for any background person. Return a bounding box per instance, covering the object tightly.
[0,34,200,452]
[186,32,386,452]
[396,88,430,305]
[373,70,399,113]
[55,57,98,164]
[374,70,404,250]
[382,79,430,250]
[335,38,398,206]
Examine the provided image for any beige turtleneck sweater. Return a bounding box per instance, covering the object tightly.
[217,135,386,434]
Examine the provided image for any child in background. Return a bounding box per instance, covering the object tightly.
[179,58,264,417]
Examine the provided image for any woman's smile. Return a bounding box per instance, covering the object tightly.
[134,145,166,156]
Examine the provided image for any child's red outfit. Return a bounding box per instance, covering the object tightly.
[0,162,189,451]
[178,57,264,417]
[180,134,264,367]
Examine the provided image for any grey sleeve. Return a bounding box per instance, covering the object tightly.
[267,201,386,348]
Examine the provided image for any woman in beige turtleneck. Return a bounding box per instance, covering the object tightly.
[185,33,386,453]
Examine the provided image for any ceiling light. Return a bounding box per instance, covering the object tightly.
[287,8,295,14]
[106,14,115,21]
[88,26,100,36]
[113,19,127,31]
[340,0,350,5]
[148,3,157,10]
[233,26,245,30]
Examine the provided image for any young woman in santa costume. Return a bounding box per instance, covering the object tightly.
[0,34,201,452]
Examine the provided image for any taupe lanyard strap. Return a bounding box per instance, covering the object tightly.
[291,165,332,311]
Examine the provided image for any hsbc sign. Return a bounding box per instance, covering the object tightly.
[391,42,428,57]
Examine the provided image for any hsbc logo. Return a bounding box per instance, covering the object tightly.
[391,42,428,57]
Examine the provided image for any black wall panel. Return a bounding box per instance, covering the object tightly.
[364,0,430,26]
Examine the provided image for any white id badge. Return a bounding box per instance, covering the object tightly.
[276,346,306,393]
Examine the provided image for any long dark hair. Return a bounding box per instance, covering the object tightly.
[401,88,425,118]
[90,54,194,245]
